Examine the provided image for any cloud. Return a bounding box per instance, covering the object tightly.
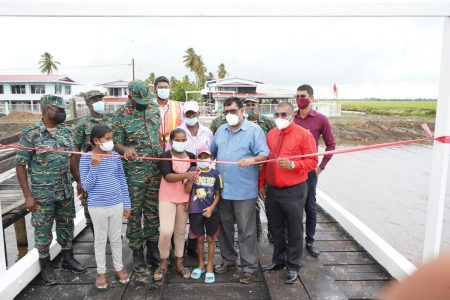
[0,15,443,98]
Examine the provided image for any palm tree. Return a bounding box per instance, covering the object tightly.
[146,72,156,85]
[39,52,60,75]
[217,63,228,79]
[183,48,199,74]
[195,55,207,86]
[207,72,215,80]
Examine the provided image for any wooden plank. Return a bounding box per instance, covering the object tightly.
[319,252,376,265]
[121,275,162,300]
[162,282,269,300]
[300,254,348,300]
[335,280,388,300]
[314,240,364,252]
[314,231,352,241]
[315,222,345,232]
[167,269,265,283]
[327,265,391,281]
[17,281,127,300]
[14,217,28,246]
[263,269,310,300]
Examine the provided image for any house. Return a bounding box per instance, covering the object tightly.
[202,77,293,113]
[97,80,130,111]
[0,75,77,114]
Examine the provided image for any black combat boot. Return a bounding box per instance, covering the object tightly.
[61,249,87,273]
[146,241,160,268]
[133,246,147,273]
[39,256,57,285]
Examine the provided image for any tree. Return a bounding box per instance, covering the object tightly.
[39,52,60,75]
[183,48,208,87]
[207,72,215,80]
[217,63,228,79]
[169,76,199,101]
[145,72,156,85]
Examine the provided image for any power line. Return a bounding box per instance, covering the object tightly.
[0,63,131,71]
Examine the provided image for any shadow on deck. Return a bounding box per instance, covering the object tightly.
[16,208,392,300]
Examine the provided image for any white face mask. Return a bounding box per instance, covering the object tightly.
[172,141,187,152]
[99,140,114,152]
[275,118,291,130]
[226,113,239,126]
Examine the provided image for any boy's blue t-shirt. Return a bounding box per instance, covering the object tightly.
[189,167,223,214]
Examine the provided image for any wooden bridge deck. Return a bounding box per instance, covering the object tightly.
[15,208,392,300]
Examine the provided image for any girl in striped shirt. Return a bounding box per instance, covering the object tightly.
[79,125,131,290]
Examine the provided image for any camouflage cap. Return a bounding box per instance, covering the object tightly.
[84,90,104,101]
[40,95,65,109]
[244,96,259,104]
[128,80,151,105]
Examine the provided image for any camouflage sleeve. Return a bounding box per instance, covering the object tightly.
[65,126,75,151]
[72,119,84,146]
[210,119,218,134]
[15,128,34,166]
[111,113,125,145]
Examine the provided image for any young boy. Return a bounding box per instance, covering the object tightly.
[185,145,222,284]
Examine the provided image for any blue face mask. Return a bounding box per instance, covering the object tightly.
[92,101,105,114]
[197,160,211,169]
[172,141,187,152]
[157,88,170,100]
[185,117,198,127]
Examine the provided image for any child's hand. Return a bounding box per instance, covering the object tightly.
[183,202,190,212]
[185,171,199,183]
[91,153,101,166]
[203,206,213,218]
[123,209,131,219]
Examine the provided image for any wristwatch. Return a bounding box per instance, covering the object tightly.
[290,161,295,169]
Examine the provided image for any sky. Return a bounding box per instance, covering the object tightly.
[0,0,446,99]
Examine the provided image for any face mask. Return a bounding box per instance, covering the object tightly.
[275,118,291,130]
[246,108,258,120]
[157,88,170,100]
[92,101,105,114]
[135,103,148,112]
[296,96,310,109]
[185,117,198,127]
[99,140,114,152]
[53,111,66,124]
[197,160,211,169]
[226,113,239,126]
[172,141,187,152]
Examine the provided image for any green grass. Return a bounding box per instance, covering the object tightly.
[340,100,436,117]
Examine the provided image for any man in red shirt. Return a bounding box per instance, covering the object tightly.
[294,84,336,257]
[259,102,318,284]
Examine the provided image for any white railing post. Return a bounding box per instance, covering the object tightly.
[0,204,6,274]
[423,17,450,263]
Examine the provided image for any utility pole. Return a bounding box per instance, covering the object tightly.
[132,58,135,81]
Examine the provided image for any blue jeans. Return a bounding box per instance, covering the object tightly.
[305,170,318,244]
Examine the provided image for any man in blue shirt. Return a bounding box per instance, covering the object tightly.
[211,97,269,284]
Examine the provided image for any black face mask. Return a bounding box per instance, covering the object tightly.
[53,111,66,124]
[135,103,148,112]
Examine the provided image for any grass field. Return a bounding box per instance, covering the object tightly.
[340,100,436,117]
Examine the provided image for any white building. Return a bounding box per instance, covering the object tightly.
[98,80,129,112]
[0,75,77,114]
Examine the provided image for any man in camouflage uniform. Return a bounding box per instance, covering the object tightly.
[15,95,87,285]
[73,90,111,233]
[209,96,275,242]
[111,80,162,272]
[210,97,275,135]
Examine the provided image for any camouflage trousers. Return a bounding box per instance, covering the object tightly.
[32,189,75,258]
[125,163,161,250]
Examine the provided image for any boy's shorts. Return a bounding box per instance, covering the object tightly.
[189,211,220,238]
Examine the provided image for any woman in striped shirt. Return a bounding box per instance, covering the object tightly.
[79,125,131,290]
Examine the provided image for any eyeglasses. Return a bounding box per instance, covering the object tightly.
[223,109,239,115]
[274,112,292,118]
